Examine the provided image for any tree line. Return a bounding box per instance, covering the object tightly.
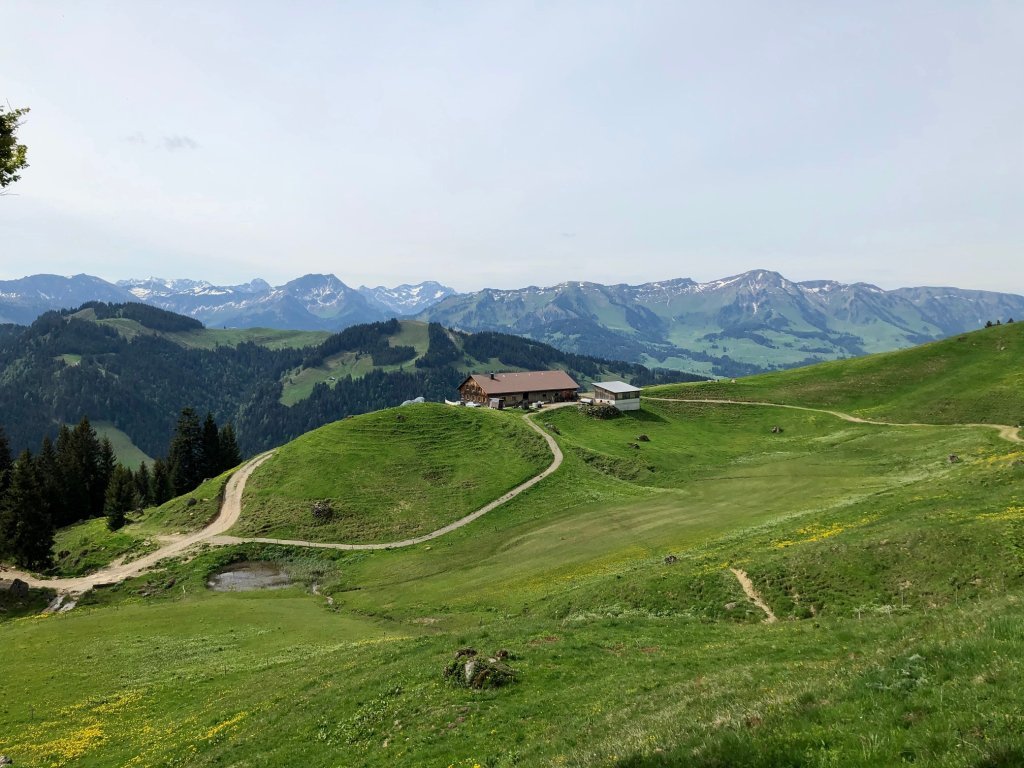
[0,409,239,570]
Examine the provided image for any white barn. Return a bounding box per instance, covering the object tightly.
[592,381,642,411]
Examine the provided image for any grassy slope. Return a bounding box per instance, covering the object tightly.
[92,420,154,470]
[3,335,1024,766]
[647,321,1024,426]
[279,320,430,405]
[83,311,329,350]
[234,403,550,543]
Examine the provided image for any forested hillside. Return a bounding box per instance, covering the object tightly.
[0,304,697,458]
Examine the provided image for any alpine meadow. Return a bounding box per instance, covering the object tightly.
[4,5,1024,767]
[2,322,1023,766]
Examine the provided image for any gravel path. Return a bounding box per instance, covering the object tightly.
[214,410,566,551]
[0,451,274,596]
[645,398,1023,445]
[2,410,564,595]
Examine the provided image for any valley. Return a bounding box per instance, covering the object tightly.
[2,323,1023,766]
[4,270,1022,377]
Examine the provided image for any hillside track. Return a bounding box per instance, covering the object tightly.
[0,451,275,596]
[214,407,568,551]
[4,409,566,595]
[645,398,1023,445]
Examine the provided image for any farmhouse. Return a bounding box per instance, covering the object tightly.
[458,371,579,408]
[592,380,642,411]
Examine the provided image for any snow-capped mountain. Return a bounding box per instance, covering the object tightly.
[358,281,459,315]
[0,274,134,324]
[0,274,457,330]
[2,269,1021,375]
[417,269,1024,376]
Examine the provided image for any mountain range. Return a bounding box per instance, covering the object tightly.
[2,270,1022,376]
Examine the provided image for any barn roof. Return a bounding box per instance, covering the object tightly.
[461,371,579,396]
[593,380,642,394]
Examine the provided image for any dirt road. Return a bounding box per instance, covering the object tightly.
[3,409,565,594]
[214,411,565,551]
[0,451,274,595]
[646,398,1023,445]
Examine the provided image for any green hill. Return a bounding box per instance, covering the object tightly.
[648,320,1024,427]
[0,306,692,458]
[3,330,1024,766]
[234,404,550,543]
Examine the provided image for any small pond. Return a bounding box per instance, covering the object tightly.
[207,561,292,592]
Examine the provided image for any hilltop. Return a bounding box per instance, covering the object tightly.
[2,327,1023,765]
[648,319,1024,426]
[0,303,692,459]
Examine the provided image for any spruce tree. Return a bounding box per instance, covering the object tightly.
[0,451,55,570]
[104,465,137,531]
[96,438,116,518]
[200,412,221,479]
[169,408,203,495]
[0,424,12,497]
[35,436,62,523]
[217,423,241,471]
[151,458,174,505]
[134,461,152,507]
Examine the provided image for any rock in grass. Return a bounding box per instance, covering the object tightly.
[948,454,961,464]
[0,754,13,765]
[311,499,334,521]
[444,648,517,689]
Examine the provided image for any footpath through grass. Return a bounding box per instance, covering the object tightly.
[234,403,550,543]
[648,321,1024,427]
[4,340,1024,766]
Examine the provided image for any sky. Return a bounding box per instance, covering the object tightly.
[1,1,1022,293]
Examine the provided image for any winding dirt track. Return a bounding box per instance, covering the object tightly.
[213,413,564,551]
[645,398,1024,444]
[4,400,1018,598]
[1,413,563,594]
[0,452,275,595]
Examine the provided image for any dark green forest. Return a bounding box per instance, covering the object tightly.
[0,303,700,459]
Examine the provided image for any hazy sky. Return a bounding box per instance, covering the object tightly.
[2,2,1022,292]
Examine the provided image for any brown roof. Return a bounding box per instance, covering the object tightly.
[461,370,579,396]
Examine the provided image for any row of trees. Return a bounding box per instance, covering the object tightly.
[0,409,241,570]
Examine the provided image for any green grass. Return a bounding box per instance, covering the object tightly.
[279,321,430,405]
[3,332,1024,766]
[50,518,158,578]
[88,312,329,350]
[135,470,235,535]
[92,421,154,470]
[648,321,1024,427]
[234,403,550,543]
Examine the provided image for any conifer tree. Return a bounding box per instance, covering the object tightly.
[151,458,174,505]
[0,450,54,569]
[169,408,203,495]
[35,436,62,522]
[95,436,117,517]
[200,412,221,479]
[134,461,152,507]
[217,423,241,471]
[104,465,137,531]
[0,424,12,497]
